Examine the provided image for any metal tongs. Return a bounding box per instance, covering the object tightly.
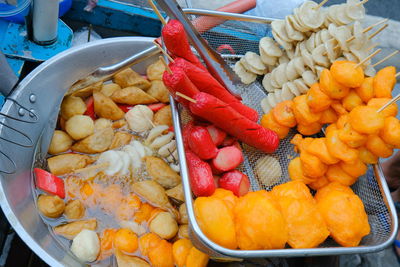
[156,0,243,99]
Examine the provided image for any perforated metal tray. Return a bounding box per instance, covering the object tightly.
[168,9,398,259]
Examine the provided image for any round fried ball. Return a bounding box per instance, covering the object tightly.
[37,195,65,218]
[65,115,95,140]
[48,130,73,154]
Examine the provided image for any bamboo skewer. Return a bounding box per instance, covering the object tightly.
[360,18,389,35]
[159,56,173,74]
[377,93,400,113]
[148,0,167,25]
[176,92,197,103]
[395,72,400,78]
[366,43,379,51]
[357,0,369,6]
[355,48,381,68]
[369,24,388,40]
[372,50,399,67]
[315,0,329,9]
[153,41,175,63]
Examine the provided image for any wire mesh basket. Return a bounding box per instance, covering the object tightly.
[168,9,399,259]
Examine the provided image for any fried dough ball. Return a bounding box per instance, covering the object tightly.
[139,232,162,257]
[65,115,95,140]
[337,123,368,148]
[373,66,396,98]
[64,199,85,219]
[355,77,374,103]
[331,101,348,116]
[149,211,179,240]
[340,158,367,178]
[325,124,337,136]
[60,96,87,120]
[114,228,138,254]
[326,164,358,186]
[367,98,398,118]
[315,183,370,247]
[319,107,338,124]
[297,122,322,136]
[172,238,192,267]
[234,191,288,250]
[148,240,174,267]
[288,157,315,184]
[330,61,364,88]
[336,114,349,129]
[358,146,378,164]
[272,100,297,127]
[186,246,209,267]
[308,176,330,191]
[293,95,322,125]
[306,138,339,165]
[94,118,112,131]
[380,117,400,148]
[349,106,384,134]
[194,196,237,249]
[306,83,332,113]
[272,181,329,248]
[320,69,349,99]
[365,135,393,158]
[290,134,313,153]
[342,91,363,112]
[48,130,73,154]
[260,112,290,139]
[300,151,328,178]
[326,129,358,162]
[211,188,238,211]
[37,195,65,218]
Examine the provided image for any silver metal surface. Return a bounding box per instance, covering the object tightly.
[166,11,399,259]
[0,37,160,267]
[183,8,274,23]
[156,0,243,98]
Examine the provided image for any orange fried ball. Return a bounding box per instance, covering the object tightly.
[326,129,359,162]
[306,83,332,112]
[148,239,174,267]
[288,157,316,184]
[293,95,322,125]
[234,191,288,250]
[290,134,313,153]
[272,181,329,249]
[355,77,374,103]
[315,183,370,247]
[319,107,338,124]
[272,100,297,127]
[320,69,350,99]
[261,112,290,139]
[211,188,238,211]
[337,123,368,148]
[114,228,138,254]
[306,138,340,165]
[380,117,400,148]
[349,106,384,134]
[340,158,367,178]
[373,66,396,98]
[326,164,358,186]
[336,114,349,129]
[358,146,378,164]
[194,196,237,249]
[365,134,394,158]
[297,122,322,136]
[331,101,348,116]
[300,151,328,178]
[172,238,192,267]
[308,176,330,191]
[367,98,398,118]
[342,91,363,112]
[330,60,364,88]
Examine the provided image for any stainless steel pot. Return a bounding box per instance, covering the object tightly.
[0,37,158,267]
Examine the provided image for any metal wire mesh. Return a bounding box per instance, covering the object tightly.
[178,13,395,255]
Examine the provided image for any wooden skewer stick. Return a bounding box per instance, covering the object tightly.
[395,72,400,78]
[159,56,173,74]
[360,18,389,35]
[357,0,369,6]
[377,92,400,113]
[176,92,197,103]
[366,43,379,51]
[355,48,382,68]
[147,0,167,25]
[73,162,110,174]
[314,0,329,9]
[372,50,399,67]
[153,41,174,63]
[369,24,389,40]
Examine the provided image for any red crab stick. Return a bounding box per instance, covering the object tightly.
[162,19,207,71]
[172,58,259,122]
[185,150,216,197]
[34,168,65,199]
[162,66,200,108]
[190,92,279,153]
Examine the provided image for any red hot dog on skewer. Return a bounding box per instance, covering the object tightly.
[185,150,216,197]
[189,92,279,153]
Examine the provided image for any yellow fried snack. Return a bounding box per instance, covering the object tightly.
[194,197,237,249]
[261,112,290,140]
[337,123,368,148]
[355,77,374,103]
[349,106,385,134]
[272,100,297,127]
[234,191,288,250]
[297,122,322,136]
[315,183,370,247]
[330,61,364,88]
[340,158,367,178]
[211,188,238,211]
[319,107,338,124]
[380,117,400,148]
[293,95,322,125]
[367,98,398,118]
[326,129,359,162]
[342,91,363,112]
[288,157,316,184]
[308,176,330,191]
[373,66,396,98]
[336,114,349,129]
[326,164,358,186]
[358,146,378,164]
[306,83,332,113]
[272,181,329,249]
[365,134,394,158]
[320,69,350,99]
[306,138,339,165]
[300,151,328,178]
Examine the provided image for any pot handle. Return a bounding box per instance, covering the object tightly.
[0,51,19,97]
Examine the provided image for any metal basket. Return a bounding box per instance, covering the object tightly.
[168,9,399,259]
